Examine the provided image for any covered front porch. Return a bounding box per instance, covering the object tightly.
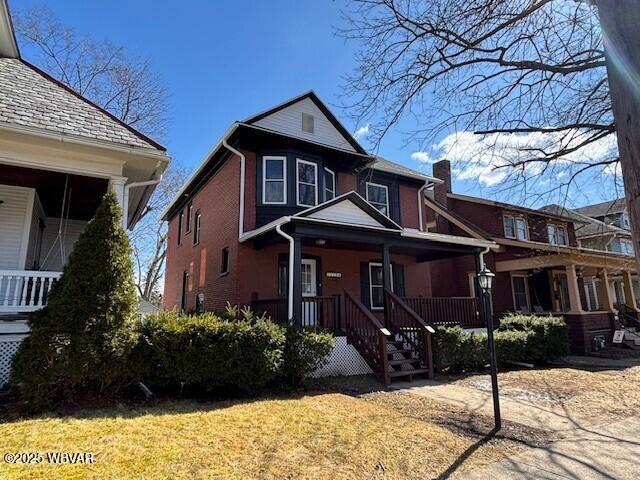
[243,192,497,383]
[495,250,638,354]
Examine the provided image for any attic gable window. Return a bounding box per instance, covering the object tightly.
[302,113,314,133]
[503,214,527,240]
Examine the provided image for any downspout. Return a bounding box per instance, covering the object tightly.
[417,181,429,231]
[123,166,163,230]
[222,137,246,239]
[275,219,294,321]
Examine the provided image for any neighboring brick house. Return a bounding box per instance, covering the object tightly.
[425,160,638,354]
[161,92,496,383]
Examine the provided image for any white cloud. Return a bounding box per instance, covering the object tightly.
[412,129,618,187]
[354,123,370,140]
[410,151,433,164]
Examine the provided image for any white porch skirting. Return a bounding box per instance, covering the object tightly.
[308,336,373,378]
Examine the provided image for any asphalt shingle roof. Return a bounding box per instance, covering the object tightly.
[0,58,163,150]
[574,198,627,218]
[371,156,433,181]
[541,204,630,238]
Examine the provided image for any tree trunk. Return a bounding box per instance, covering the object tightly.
[597,0,640,270]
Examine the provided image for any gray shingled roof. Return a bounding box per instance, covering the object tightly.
[371,156,433,181]
[541,204,630,238]
[574,198,627,218]
[0,58,163,150]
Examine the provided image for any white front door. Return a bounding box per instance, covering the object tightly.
[301,259,318,326]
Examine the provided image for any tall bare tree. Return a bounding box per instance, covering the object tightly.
[15,6,180,303]
[339,0,616,203]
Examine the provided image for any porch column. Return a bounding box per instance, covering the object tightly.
[381,244,392,322]
[565,265,584,314]
[598,269,615,311]
[622,270,638,310]
[109,175,127,228]
[291,235,302,326]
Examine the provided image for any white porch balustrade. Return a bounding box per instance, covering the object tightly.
[0,270,62,313]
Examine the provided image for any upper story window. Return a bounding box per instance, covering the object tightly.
[193,209,202,245]
[366,182,389,216]
[177,210,184,245]
[620,239,635,256]
[547,223,567,245]
[503,214,527,240]
[621,212,631,229]
[324,168,335,201]
[186,202,193,232]
[263,156,287,204]
[302,113,315,133]
[296,158,318,207]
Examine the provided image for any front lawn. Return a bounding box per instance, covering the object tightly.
[1,393,514,479]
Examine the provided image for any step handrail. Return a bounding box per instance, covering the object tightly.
[343,289,391,384]
[385,289,435,333]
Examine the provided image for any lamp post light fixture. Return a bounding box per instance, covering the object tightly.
[477,263,501,431]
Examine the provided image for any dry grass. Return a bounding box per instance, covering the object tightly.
[0,393,514,480]
[456,365,640,418]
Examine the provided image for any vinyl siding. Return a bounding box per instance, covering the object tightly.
[0,184,33,269]
[253,97,356,152]
[307,200,384,227]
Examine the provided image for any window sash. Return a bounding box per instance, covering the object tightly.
[193,210,201,245]
[503,215,515,238]
[547,224,567,245]
[262,156,287,204]
[324,168,335,201]
[220,247,229,274]
[177,210,184,245]
[515,217,527,240]
[366,182,389,216]
[369,262,393,310]
[296,158,318,207]
[511,275,529,312]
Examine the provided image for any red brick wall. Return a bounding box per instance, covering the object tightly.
[164,156,242,311]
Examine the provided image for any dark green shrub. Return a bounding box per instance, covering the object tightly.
[11,190,139,411]
[494,330,529,365]
[498,314,569,361]
[139,310,285,394]
[433,327,486,373]
[281,327,335,386]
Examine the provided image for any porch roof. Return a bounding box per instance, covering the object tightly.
[495,249,637,273]
[240,191,498,260]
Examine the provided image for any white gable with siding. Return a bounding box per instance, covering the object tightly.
[307,199,383,227]
[252,97,357,152]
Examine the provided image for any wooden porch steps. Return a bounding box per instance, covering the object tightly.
[389,368,432,379]
[388,357,421,367]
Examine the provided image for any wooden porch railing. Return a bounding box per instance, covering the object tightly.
[343,289,390,384]
[0,270,62,313]
[402,296,482,328]
[251,295,342,332]
[385,289,434,379]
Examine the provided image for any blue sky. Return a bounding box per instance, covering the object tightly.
[11,0,620,207]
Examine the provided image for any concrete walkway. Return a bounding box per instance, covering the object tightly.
[392,362,640,479]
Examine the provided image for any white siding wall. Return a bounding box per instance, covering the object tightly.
[254,97,356,152]
[25,192,45,270]
[39,218,87,271]
[308,200,383,227]
[0,184,34,269]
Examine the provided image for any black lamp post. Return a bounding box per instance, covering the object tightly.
[477,264,501,431]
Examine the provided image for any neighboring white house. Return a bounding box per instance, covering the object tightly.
[0,0,169,385]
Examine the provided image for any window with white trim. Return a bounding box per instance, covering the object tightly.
[547,223,567,245]
[366,182,389,216]
[620,238,635,256]
[369,262,393,310]
[262,156,286,204]
[324,168,335,201]
[296,158,318,207]
[503,214,527,240]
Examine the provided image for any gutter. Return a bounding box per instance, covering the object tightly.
[123,162,164,230]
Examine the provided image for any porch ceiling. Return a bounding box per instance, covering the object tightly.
[0,163,108,220]
[495,251,637,273]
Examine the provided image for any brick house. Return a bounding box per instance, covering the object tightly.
[161,92,497,383]
[426,160,638,354]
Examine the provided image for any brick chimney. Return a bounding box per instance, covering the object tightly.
[432,159,452,206]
